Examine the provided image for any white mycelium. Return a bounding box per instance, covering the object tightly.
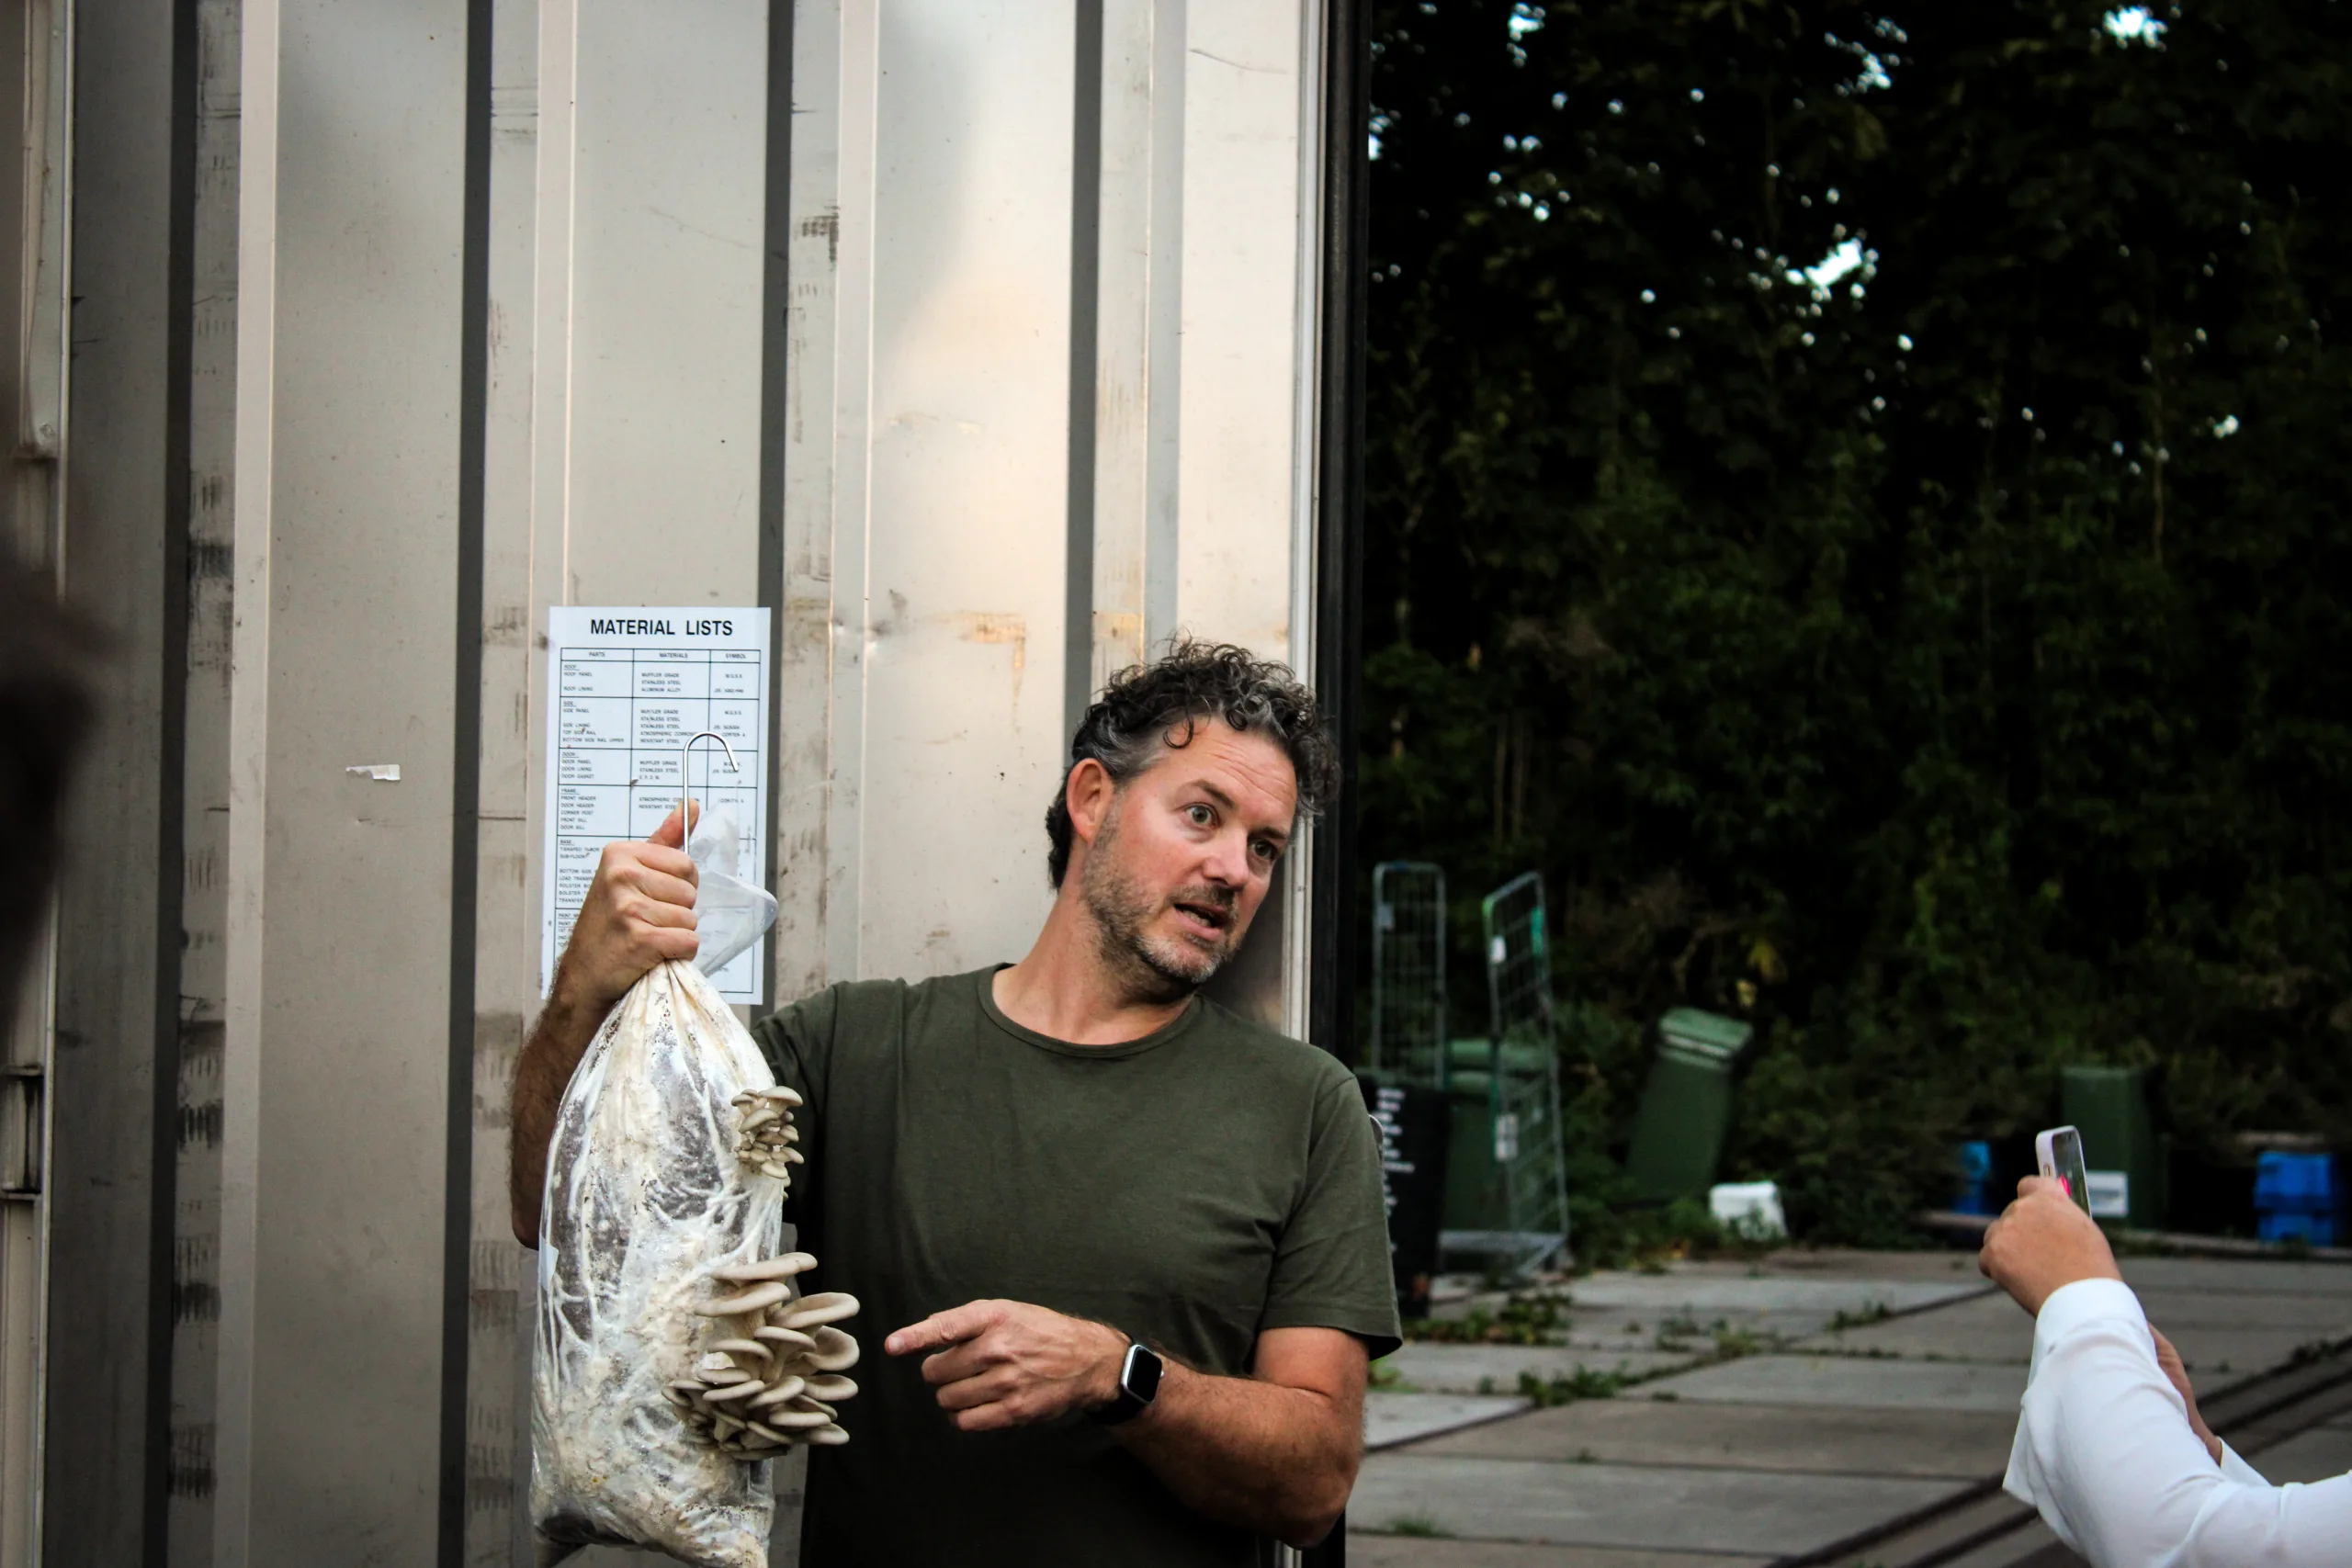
[532,960,858,1568]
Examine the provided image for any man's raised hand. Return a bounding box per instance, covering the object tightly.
[886,1300,1132,1432]
[1980,1174,2124,1316]
[550,802,701,1021]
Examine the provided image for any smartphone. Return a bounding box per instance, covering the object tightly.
[2036,1125,2094,1216]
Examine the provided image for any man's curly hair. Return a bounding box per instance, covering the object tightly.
[1045,638,1340,888]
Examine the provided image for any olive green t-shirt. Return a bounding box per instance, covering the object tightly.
[750,966,1401,1568]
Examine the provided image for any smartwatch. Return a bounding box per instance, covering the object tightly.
[1091,1337,1164,1426]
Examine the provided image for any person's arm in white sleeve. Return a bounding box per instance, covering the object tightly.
[1985,1180,2352,1567]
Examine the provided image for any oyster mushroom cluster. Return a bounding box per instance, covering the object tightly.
[661,1083,857,1459]
[733,1085,803,1179]
[671,1255,861,1457]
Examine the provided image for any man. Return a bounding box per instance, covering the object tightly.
[511,640,1400,1565]
[1980,1177,2351,1565]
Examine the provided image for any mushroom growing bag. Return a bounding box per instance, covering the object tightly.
[532,955,854,1567]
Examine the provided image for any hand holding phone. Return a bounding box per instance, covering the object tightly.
[2036,1125,2093,1216]
[1984,1125,2124,1314]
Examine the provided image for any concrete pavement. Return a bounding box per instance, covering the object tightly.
[1351,1248,2352,1564]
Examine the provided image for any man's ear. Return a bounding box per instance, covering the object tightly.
[1066,759,1116,847]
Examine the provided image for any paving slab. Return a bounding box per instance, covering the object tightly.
[1569,1272,1990,1320]
[2120,1257,2352,1295]
[1939,1517,2066,1568]
[2245,1423,2352,1484]
[1368,1391,1532,1450]
[2132,1286,2352,1333]
[1713,1249,1989,1283]
[1630,1352,2028,1414]
[1798,1290,2329,1372]
[1384,1343,1702,1394]
[1792,1290,2030,1359]
[1350,1539,1771,1568]
[1554,1322,1739,1352]
[1350,1454,1964,1555]
[1409,1395,2018,1479]
[1419,1303,1843,1348]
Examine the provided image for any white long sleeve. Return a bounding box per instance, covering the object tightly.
[2002,1278,2352,1566]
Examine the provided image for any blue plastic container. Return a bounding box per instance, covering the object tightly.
[2257,1211,2337,1247]
[2253,1152,2337,1213]
[1951,1141,1997,1216]
[2253,1152,2338,1246]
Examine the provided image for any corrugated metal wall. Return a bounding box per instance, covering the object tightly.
[29,0,1345,1562]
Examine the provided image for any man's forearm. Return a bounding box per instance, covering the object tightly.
[1114,1360,1358,1548]
[507,982,605,1247]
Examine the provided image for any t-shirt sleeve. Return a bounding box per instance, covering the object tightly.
[1259,1066,1404,1359]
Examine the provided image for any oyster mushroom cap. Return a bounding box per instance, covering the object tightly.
[749,1375,808,1408]
[753,1325,818,1351]
[699,1379,765,1404]
[783,1292,859,1329]
[802,1325,861,1372]
[695,1280,795,1316]
[758,1405,833,1430]
[714,1252,817,1284]
[802,1374,857,1402]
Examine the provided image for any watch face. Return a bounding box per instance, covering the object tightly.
[1123,1343,1163,1403]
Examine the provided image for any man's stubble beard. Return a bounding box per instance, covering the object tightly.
[1078,805,1241,1006]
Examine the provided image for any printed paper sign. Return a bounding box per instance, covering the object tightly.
[2086,1169,2131,1220]
[542,606,771,1004]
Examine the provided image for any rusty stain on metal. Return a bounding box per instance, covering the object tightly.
[1092,609,1144,671]
[950,612,1028,718]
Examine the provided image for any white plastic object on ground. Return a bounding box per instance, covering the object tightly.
[531,958,791,1568]
[1708,1179,1789,1241]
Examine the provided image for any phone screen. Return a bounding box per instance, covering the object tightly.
[2038,1126,2093,1216]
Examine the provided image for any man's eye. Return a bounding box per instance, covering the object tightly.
[1186,804,1214,826]
[1251,840,1275,863]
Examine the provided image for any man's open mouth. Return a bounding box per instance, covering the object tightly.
[1173,899,1230,937]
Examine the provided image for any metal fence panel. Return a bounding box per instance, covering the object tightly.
[1481,873,1570,1274]
[1369,863,1446,1088]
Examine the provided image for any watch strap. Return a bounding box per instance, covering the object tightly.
[1091,1338,1160,1426]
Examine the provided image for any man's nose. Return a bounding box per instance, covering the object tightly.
[1203,829,1251,887]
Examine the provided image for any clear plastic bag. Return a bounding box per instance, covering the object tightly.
[686,806,777,978]
[530,959,788,1568]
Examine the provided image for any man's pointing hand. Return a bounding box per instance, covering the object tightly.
[887,1300,1132,1433]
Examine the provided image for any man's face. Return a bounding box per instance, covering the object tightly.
[1076,719,1298,1002]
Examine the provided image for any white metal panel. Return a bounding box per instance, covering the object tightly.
[1087,0,1186,692]
[1173,0,1325,1033]
[561,0,767,605]
[773,0,843,1007]
[214,4,471,1562]
[854,0,1078,978]
[781,0,1329,1021]
[511,3,780,1560]
[1172,0,1309,664]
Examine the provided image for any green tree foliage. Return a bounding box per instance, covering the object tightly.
[1363,0,2352,1240]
